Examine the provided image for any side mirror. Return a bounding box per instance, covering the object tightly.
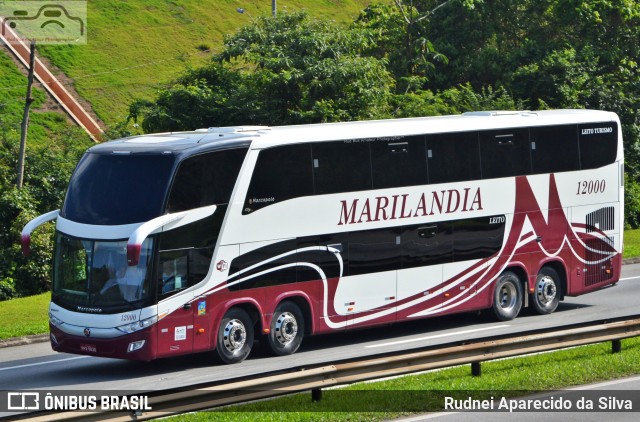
[21,210,60,256]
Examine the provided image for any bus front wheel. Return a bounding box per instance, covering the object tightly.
[492,271,523,321]
[267,301,304,356]
[532,267,560,315]
[216,308,254,364]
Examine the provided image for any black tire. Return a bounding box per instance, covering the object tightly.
[492,271,523,321]
[532,267,561,315]
[267,301,304,356]
[216,308,254,364]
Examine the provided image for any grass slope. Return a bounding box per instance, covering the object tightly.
[0,48,90,149]
[28,0,381,127]
[0,292,49,339]
[625,229,640,259]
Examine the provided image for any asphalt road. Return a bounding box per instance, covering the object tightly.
[1,264,638,394]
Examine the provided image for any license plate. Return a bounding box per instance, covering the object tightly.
[80,344,97,353]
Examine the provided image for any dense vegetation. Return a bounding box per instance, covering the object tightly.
[0,51,92,300]
[1,0,639,300]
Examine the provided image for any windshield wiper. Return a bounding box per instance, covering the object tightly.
[120,297,142,311]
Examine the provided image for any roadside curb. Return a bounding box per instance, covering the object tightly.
[0,333,49,349]
[1,260,638,349]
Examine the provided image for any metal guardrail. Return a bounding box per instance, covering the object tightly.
[18,316,640,421]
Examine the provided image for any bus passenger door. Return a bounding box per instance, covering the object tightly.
[343,229,401,328]
[397,223,453,319]
[157,249,195,356]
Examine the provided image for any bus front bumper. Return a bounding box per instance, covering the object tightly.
[50,324,157,361]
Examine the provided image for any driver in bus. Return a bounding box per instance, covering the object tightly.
[99,246,147,301]
[116,265,146,301]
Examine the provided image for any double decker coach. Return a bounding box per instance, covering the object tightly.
[22,110,624,363]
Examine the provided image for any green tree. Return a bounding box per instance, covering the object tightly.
[626,177,640,229]
[0,125,88,299]
[133,12,394,132]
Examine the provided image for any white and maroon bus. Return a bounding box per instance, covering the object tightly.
[22,110,624,364]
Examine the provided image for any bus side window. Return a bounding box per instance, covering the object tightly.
[530,125,580,174]
[312,141,371,195]
[479,129,531,179]
[156,208,225,300]
[427,132,481,184]
[158,246,215,299]
[168,148,247,213]
[371,136,427,189]
[243,144,313,214]
[452,216,505,262]
[578,122,618,170]
[159,251,189,296]
[348,228,401,275]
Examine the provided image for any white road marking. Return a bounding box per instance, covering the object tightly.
[617,276,636,282]
[0,355,89,372]
[365,325,510,348]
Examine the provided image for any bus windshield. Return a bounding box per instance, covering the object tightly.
[61,153,177,225]
[53,234,154,313]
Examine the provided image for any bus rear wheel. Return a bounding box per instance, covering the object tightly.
[216,308,254,364]
[532,267,560,315]
[267,301,304,356]
[492,271,523,321]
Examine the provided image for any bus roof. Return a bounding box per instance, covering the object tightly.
[93,109,618,154]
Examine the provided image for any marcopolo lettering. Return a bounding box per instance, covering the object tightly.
[338,187,483,225]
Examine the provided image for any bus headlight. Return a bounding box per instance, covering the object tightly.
[116,316,157,334]
[49,312,64,327]
[127,340,146,353]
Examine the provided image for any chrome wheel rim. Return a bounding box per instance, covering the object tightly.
[499,282,517,311]
[222,319,246,352]
[274,312,298,346]
[536,276,557,305]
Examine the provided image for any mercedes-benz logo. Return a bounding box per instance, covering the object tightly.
[83,328,91,337]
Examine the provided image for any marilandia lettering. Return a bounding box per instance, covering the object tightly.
[338,187,483,225]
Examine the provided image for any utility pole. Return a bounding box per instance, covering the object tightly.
[16,40,36,190]
[272,0,276,17]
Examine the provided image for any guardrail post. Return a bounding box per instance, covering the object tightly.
[612,339,622,354]
[471,361,481,376]
[312,388,323,402]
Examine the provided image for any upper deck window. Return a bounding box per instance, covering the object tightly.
[371,136,427,189]
[313,141,371,194]
[167,148,248,213]
[61,153,177,225]
[578,123,618,170]
[530,125,580,174]
[241,120,619,214]
[243,144,313,214]
[426,132,481,183]
[479,128,531,179]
